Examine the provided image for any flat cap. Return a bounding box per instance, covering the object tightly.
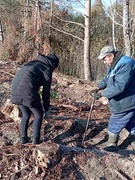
[98,46,115,59]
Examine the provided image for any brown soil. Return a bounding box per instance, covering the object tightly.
[0,61,135,180]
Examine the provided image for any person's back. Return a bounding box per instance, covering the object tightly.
[12,60,46,91]
[11,54,58,107]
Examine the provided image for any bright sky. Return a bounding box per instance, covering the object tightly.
[73,0,117,14]
[99,0,116,7]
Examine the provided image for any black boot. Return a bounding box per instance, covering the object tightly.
[21,137,29,144]
[131,141,135,148]
[32,137,40,144]
[129,134,135,148]
[103,133,119,152]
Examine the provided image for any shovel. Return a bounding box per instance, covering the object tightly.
[82,96,95,144]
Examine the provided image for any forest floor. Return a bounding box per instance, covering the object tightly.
[0,60,135,180]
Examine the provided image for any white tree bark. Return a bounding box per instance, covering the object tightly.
[84,0,91,80]
[34,0,41,31]
[49,0,54,38]
[123,0,131,56]
[112,9,116,49]
[25,0,29,19]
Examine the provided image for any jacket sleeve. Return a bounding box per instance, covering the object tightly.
[98,68,111,90]
[102,63,133,99]
[98,76,108,90]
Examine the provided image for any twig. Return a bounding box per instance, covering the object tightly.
[0,70,15,77]
[57,104,79,111]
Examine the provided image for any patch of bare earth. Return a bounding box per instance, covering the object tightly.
[0,61,135,180]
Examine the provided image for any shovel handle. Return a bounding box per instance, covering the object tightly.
[82,96,95,143]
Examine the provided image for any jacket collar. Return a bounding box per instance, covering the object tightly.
[110,51,123,70]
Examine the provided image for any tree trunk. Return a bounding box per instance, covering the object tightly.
[23,0,29,39]
[49,0,54,39]
[25,0,29,19]
[112,11,116,49]
[0,20,4,43]
[123,0,131,56]
[84,0,92,80]
[34,0,41,31]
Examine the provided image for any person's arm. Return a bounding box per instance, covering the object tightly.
[90,68,111,99]
[102,64,133,99]
[42,74,52,111]
[98,68,111,90]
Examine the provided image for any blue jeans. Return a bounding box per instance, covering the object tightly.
[19,103,43,139]
[108,109,135,135]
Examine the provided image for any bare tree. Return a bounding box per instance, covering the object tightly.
[34,0,42,31]
[49,0,54,39]
[84,0,92,80]
[38,0,92,79]
[25,0,29,19]
[102,0,132,55]
[45,0,92,79]
[130,0,135,57]
[123,0,131,56]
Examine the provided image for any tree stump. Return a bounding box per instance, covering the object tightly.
[33,142,60,169]
[2,99,21,122]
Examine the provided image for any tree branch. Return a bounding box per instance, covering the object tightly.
[43,22,84,42]
[53,14,85,28]
[0,70,14,77]
[103,7,123,27]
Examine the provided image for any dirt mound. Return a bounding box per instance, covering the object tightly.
[0,61,135,179]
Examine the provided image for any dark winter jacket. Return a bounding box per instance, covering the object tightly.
[11,54,59,111]
[98,51,135,113]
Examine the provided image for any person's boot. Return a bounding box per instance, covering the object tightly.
[21,136,29,144]
[32,137,40,144]
[103,133,119,152]
[131,141,135,148]
[129,134,135,148]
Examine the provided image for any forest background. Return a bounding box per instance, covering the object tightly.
[0,0,135,81]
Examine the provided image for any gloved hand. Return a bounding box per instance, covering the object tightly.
[90,88,99,96]
[94,93,102,100]
[44,111,50,120]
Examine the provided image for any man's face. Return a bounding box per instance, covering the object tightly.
[103,53,114,66]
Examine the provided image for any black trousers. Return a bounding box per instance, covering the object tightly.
[19,103,43,139]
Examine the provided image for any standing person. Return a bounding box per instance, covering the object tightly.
[91,45,135,152]
[11,53,59,144]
